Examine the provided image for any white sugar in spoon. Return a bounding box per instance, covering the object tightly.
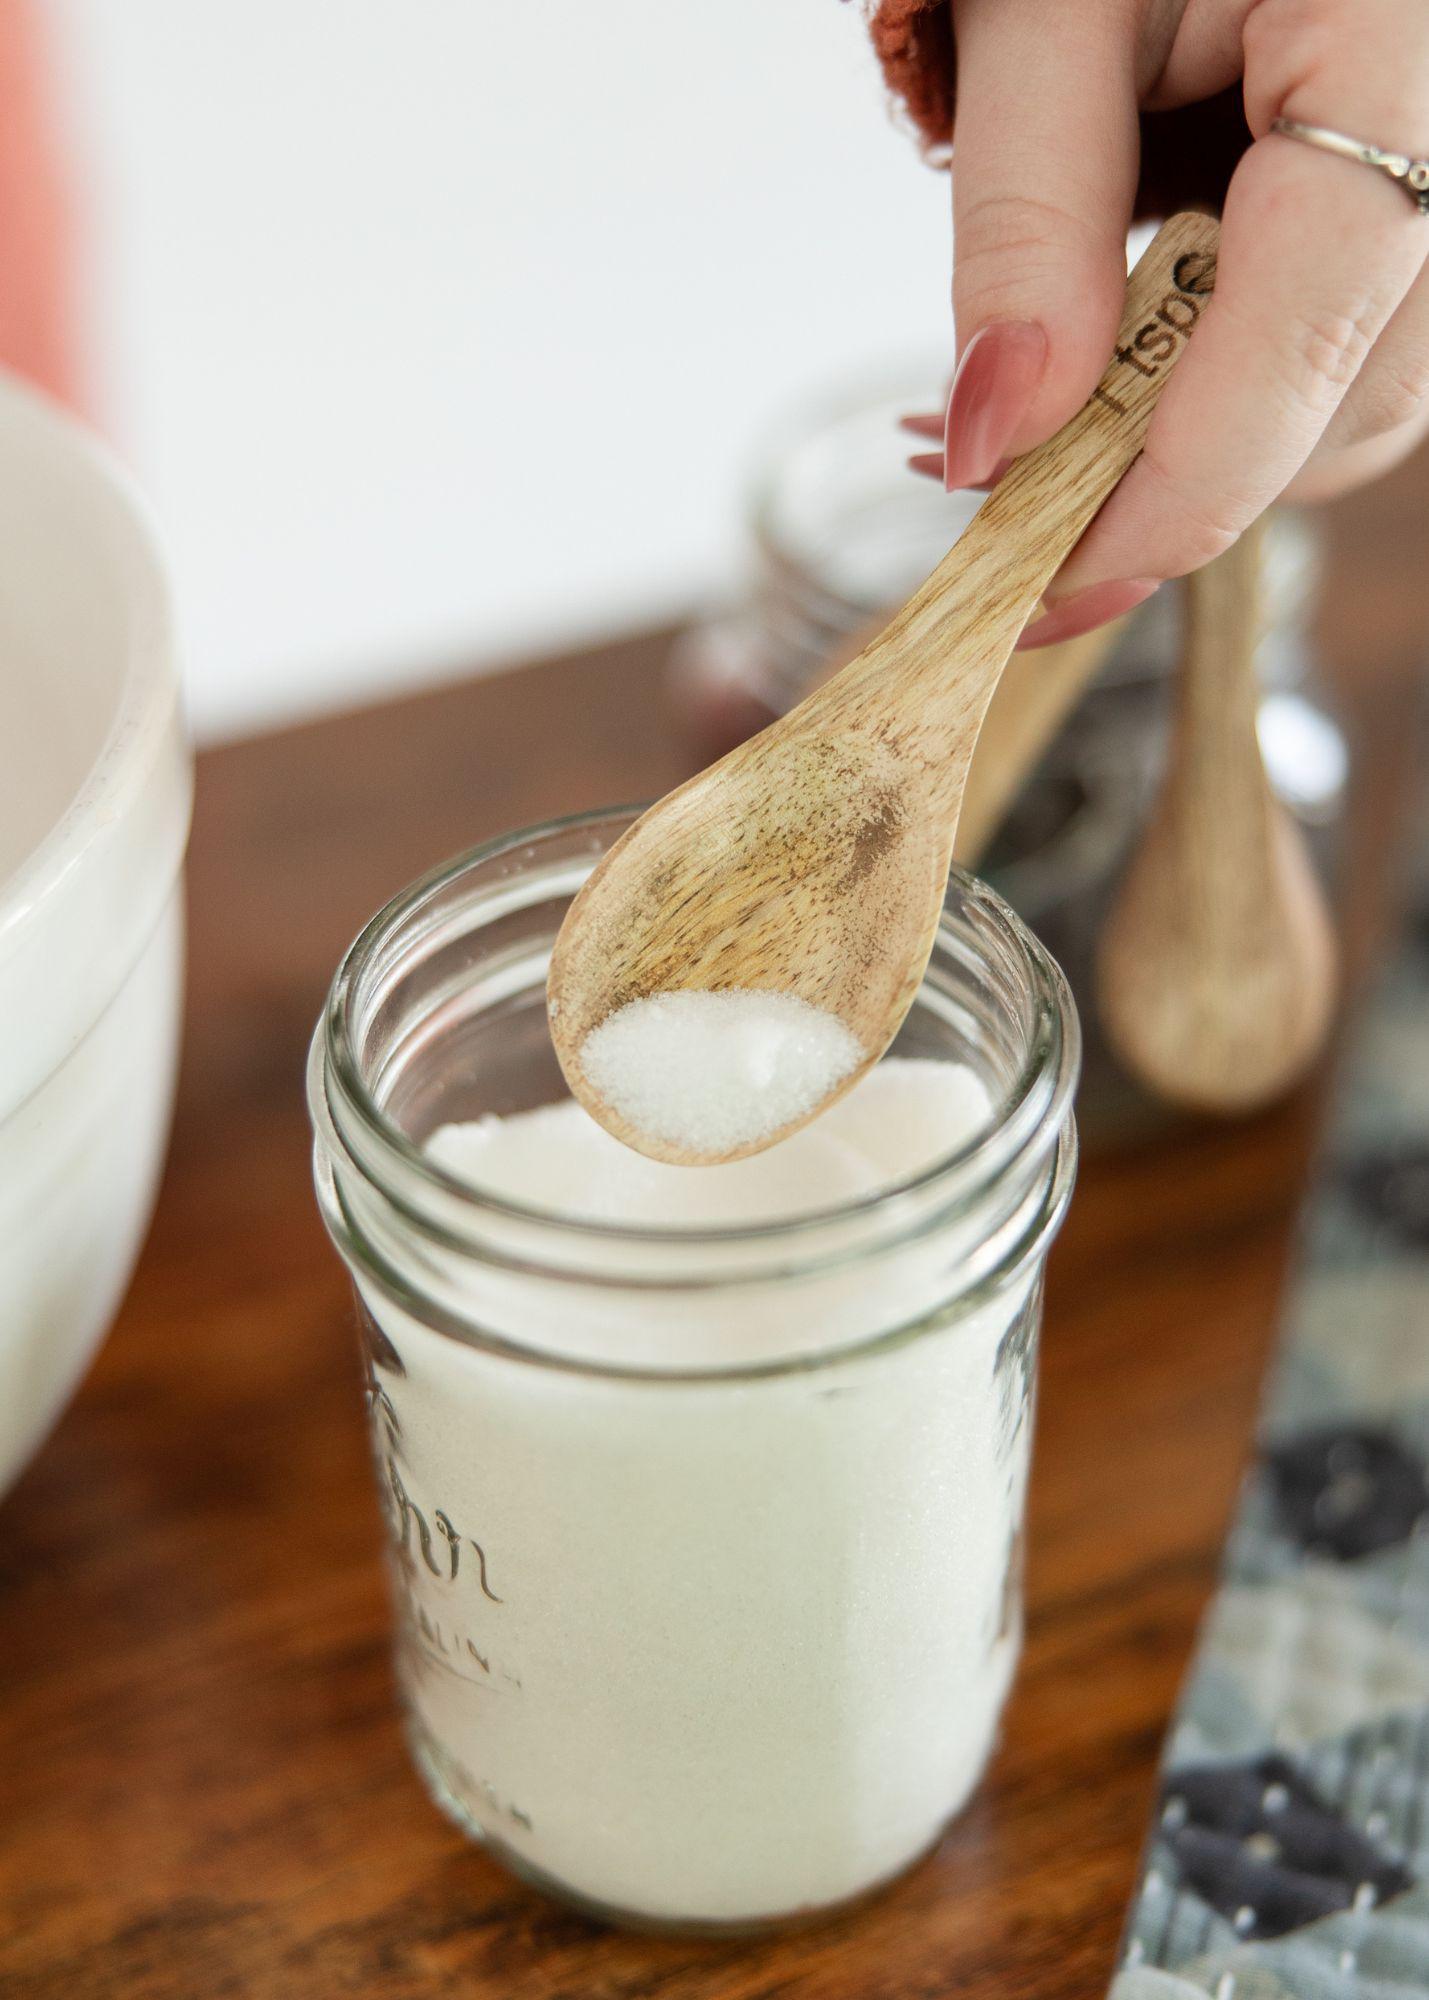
[548,213,1222,1164]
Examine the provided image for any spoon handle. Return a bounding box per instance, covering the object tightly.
[1173,516,1268,801]
[966,209,1220,616]
[835,212,1220,810]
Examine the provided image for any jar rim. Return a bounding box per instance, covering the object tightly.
[313,805,1078,1254]
[311,1121,1078,1384]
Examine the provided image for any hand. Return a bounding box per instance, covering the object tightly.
[905,0,1429,647]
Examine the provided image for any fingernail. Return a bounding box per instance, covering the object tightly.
[943,321,1048,492]
[974,456,1015,491]
[899,412,946,442]
[1015,578,1159,651]
[907,451,1015,489]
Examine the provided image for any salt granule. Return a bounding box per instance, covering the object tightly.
[577,988,864,1155]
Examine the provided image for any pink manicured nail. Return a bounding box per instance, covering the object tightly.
[908,451,1016,489]
[899,412,946,442]
[943,322,1048,492]
[1015,579,1159,651]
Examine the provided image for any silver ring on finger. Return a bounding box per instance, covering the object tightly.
[1271,118,1429,217]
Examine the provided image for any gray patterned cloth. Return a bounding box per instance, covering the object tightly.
[1111,808,1429,2000]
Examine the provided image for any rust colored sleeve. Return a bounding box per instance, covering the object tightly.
[0,0,80,406]
[864,0,1252,216]
[867,0,955,157]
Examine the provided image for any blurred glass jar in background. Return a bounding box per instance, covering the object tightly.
[670,368,1348,1142]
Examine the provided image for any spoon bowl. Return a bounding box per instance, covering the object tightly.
[548,724,954,1162]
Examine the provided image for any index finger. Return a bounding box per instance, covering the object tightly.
[943,0,1141,485]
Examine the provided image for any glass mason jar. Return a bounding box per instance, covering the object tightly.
[670,366,1347,1142]
[307,809,1079,1934]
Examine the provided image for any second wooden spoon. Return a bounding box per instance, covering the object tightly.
[1096,518,1337,1113]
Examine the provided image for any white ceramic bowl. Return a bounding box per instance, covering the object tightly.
[0,371,190,1496]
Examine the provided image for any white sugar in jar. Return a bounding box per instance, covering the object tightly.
[308,809,1078,1932]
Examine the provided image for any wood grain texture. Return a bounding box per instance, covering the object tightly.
[0,445,1425,1999]
[1098,521,1338,1111]
[548,215,1221,1163]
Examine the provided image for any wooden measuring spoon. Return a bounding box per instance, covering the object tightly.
[1096,518,1337,1113]
[548,212,1220,1164]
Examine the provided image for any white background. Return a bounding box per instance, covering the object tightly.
[46,0,955,742]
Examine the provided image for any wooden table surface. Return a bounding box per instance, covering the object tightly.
[2,453,1427,1999]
